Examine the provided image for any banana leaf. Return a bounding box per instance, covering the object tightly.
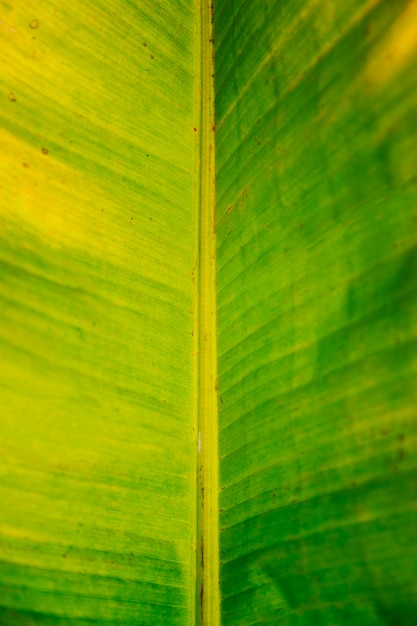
[1,0,416,625]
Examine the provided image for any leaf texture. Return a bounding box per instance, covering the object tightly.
[1,0,417,625]
[0,1,199,624]
[215,1,417,624]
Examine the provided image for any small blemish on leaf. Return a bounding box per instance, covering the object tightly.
[22,162,29,168]
[150,53,154,59]
[192,127,197,133]
[41,147,49,155]
[29,19,39,29]
[143,41,147,47]
[8,92,16,102]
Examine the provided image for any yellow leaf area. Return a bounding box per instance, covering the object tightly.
[0,130,112,252]
[365,0,417,88]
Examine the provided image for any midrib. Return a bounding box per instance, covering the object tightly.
[195,0,219,624]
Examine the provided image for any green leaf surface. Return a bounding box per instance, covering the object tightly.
[1,1,417,625]
[215,1,417,624]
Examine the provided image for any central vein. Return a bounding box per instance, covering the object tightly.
[196,0,219,624]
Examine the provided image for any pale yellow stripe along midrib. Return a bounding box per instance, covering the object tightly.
[195,0,219,625]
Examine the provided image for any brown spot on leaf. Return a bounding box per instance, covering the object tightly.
[29,19,39,29]
[8,92,16,102]
[41,147,49,155]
